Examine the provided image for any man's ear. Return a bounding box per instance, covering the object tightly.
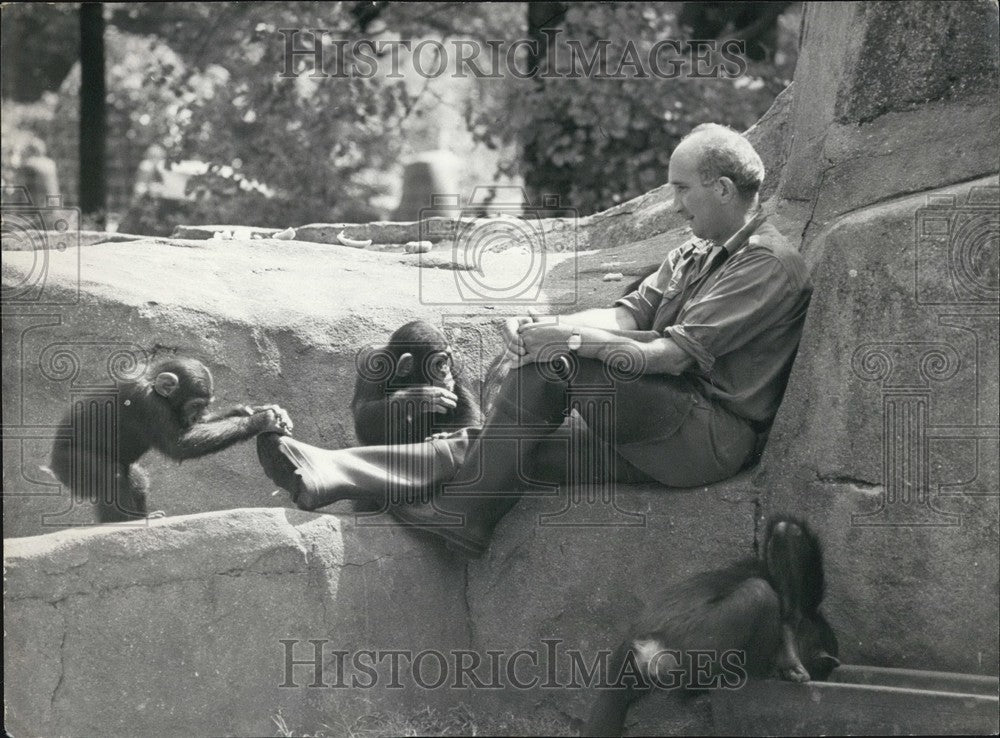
[395,352,414,377]
[717,176,738,202]
[154,371,180,398]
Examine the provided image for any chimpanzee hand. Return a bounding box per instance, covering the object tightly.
[253,406,294,435]
[250,404,293,429]
[390,386,458,414]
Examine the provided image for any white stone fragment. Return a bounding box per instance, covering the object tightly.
[336,230,372,248]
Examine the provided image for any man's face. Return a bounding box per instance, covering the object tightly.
[668,143,726,242]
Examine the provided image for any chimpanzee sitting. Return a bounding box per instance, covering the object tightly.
[351,320,482,446]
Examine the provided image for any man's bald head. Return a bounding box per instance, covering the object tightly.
[674,123,765,201]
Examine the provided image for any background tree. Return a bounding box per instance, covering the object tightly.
[2,2,799,229]
[466,1,799,215]
[79,2,107,218]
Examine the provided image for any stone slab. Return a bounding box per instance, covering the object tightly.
[3,507,470,737]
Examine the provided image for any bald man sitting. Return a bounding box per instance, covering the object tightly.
[258,123,812,558]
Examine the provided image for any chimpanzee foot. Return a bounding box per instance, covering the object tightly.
[777,657,811,682]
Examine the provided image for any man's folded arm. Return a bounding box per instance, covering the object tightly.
[560,305,641,331]
[571,327,696,375]
[661,250,806,374]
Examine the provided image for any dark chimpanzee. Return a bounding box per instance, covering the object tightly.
[582,515,839,737]
[351,320,482,446]
[49,357,291,523]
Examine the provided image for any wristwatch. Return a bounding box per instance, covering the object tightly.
[567,327,582,352]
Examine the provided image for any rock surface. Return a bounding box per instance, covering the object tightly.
[756,176,1000,674]
[3,508,469,737]
[466,474,759,722]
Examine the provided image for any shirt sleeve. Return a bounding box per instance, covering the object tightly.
[613,244,688,330]
[614,275,661,330]
[663,248,806,374]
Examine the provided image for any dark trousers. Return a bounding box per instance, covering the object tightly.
[447,356,756,494]
[284,358,757,514]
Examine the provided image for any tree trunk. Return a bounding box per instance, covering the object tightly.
[79,2,107,217]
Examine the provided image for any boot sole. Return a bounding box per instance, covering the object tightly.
[256,433,305,502]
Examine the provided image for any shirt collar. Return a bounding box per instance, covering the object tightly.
[719,210,767,256]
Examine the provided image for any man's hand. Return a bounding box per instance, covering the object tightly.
[516,320,573,367]
[390,386,458,414]
[425,431,457,441]
[502,312,537,358]
[503,309,558,368]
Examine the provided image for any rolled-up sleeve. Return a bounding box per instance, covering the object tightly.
[614,277,661,331]
[614,245,691,330]
[663,249,802,374]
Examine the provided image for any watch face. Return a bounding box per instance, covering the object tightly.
[567,333,582,351]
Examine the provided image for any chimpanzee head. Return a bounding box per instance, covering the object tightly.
[151,358,215,427]
[388,320,456,392]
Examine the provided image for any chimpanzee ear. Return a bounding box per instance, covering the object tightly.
[396,352,414,377]
[153,371,180,398]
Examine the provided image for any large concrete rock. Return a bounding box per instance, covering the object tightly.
[465,475,759,722]
[3,508,469,737]
[773,1,999,243]
[756,176,1000,674]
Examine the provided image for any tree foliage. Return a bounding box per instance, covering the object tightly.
[466,2,798,215]
[5,2,798,229]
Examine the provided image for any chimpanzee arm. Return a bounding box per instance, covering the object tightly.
[353,399,390,445]
[451,383,483,427]
[202,405,253,422]
[155,413,272,460]
[351,375,391,446]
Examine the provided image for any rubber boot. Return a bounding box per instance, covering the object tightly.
[401,369,569,556]
[257,431,462,511]
[257,364,569,557]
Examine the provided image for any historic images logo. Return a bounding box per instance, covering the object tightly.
[1,185,81,305]
[278,31,749,80]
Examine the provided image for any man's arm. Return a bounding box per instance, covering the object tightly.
[560,306,639,331]
[571,327,695,375]
[502,306,644,361]
[557,306,675,342]
[516,321,695,376]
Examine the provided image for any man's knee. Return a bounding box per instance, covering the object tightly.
[493,363,569,425]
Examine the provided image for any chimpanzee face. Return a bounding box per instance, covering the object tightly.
[181,396,211,427]
[152,359,215,428]
[424,350,455,392]
[388,321,460,392]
